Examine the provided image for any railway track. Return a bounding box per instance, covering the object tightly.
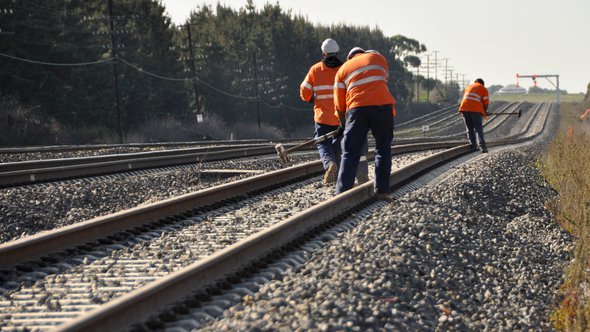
[0,144,290,188]
[0,139,297,157]
[0,102,538,189]
[0,102,552,331]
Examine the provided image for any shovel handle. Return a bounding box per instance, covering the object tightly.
[285,129,339,153]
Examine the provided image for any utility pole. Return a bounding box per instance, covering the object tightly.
[108,0,124,144]
[185,24,202,122]
[444,59,449,84]
[432,51,439,86]
[253,52,261,132]
[426,54,430,102]
[416,65,420,103]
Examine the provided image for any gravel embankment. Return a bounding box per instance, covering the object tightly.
[198,144,572,331]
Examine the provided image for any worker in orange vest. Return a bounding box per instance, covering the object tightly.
[300,38,344,184]
[352,49,396,185]
[333,47,396,200]
[459,78,490,153]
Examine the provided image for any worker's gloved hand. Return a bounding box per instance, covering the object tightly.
[335,124,345,138]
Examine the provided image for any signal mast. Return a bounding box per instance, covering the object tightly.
[516,73,561,104]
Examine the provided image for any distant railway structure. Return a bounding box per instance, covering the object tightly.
[516,73,561,103]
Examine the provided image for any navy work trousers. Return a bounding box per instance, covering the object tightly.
[461,111,486,149]
[336,105,393,194]
[314,122,341,170]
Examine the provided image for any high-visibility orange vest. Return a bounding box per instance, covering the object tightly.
[300,61,341,126]
[333,52,396,114]
[459,82,489,115]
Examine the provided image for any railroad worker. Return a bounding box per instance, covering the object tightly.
[351,49,395,185]
[300,38,344,184]
[333,47,396,199]
[459,78,490,153]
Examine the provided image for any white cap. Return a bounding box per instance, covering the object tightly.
[347,47,365,60]
[321,38,339,54]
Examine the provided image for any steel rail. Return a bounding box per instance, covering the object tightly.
[0,145,283,187]
[0,141,462,269]
[0,139,304,155]
[0,144,269,173]
[396,102,516,137]
[395,103,459,129]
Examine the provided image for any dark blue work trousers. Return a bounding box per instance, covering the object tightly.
[461,111,486,149]
[336,105,393,194]
[314,122,341,170]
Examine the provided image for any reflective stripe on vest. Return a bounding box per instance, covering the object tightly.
[334,64,387,92]
[463,92,482,103]
[313,85,333,91]
[316,94,334,100]
[344,64,386,86]
[348,76,387,91]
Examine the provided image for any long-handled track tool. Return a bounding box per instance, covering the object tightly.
[487,109,522,117]
[275,129,340,164]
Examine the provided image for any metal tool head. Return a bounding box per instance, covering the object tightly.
[275,143,289,164]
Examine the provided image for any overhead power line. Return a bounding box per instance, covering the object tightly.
[118,57,259,100]
[0,52,113,66]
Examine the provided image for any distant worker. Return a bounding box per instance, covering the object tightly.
[334,47,396,200]
[300,38,344,184]
[459,78,490,153]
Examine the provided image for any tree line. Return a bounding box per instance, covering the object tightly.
[0,0,453,145]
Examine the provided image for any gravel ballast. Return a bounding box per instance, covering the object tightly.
[0,153,317,244]
[197,143,572,331]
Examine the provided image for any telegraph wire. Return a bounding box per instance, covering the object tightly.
[0,52,113,66]
[0,47,305,106]
[118,57,259,100]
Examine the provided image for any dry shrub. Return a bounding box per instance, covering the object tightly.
[126,116,208,143]
[229,122,285,140]
[542,132,590,330]
[0,95,57,147]
[57,126,118,144]
[542,133,590,230]
[124,113,285,142]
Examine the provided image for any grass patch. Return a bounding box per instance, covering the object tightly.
[492,93,585,104]
[539,97,590,330]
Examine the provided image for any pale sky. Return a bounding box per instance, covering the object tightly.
[161,0,590,94]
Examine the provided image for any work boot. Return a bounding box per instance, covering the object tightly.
[323,162,338,184]
[374,193,394,202]
[480,146,488,153]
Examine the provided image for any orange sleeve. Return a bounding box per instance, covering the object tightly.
[300,70,313,102]
[333,69,347,114]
